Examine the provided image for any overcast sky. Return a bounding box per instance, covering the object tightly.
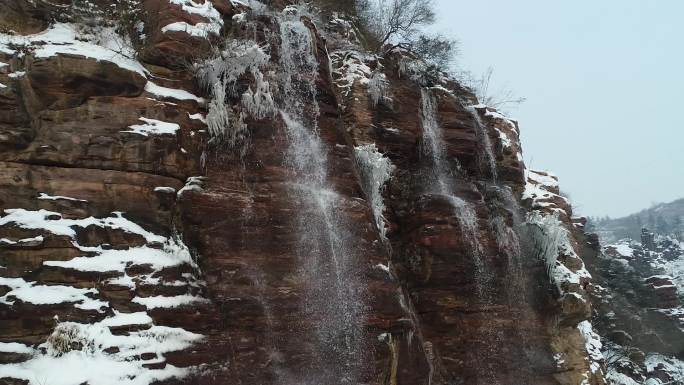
[430,0,684,218]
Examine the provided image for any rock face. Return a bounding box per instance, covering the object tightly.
[0,1,605,385]
[582,230,684,384]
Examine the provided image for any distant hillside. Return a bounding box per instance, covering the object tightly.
[589,198,684,243]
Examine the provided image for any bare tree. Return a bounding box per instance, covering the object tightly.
[361,0,436,52]
[470,66,526,111]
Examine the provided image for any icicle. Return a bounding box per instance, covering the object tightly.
[354,144,394,241]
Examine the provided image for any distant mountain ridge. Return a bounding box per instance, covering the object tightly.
[589,198,684,243]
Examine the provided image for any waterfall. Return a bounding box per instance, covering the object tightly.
[420,88,484,263]
[490,186,523,268]
[468,106,498,182]
[421,88,511,384]
[278,11,319,120]
[276,8,365,384]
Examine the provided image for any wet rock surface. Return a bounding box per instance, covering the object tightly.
[0,2,604,385]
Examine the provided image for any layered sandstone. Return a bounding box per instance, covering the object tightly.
[0,1,605,384]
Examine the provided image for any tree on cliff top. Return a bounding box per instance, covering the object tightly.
[356,0,457,69]
[362,0,435,49]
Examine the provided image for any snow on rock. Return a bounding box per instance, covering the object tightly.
[163,0,223,39]
[484,109,518,133]
[37,192,87,202]
[44,243,194,278]
[161,21,220,39]
[494,127,513,148]
[0,277,107,312]
[578,321,604,375]
[188,112,207,123]
[330,50,397,109]
[169,0,222,22]
[0,209,165,243]
[123,117,180,137]
[154,186,177,194]
[527,169,559,189]
[475,106,521,152]
[605,371,642,385]
[177,176,206,197]
[232,12,247,24]
[8,71,26,78]
[646,354,684,383]
[0,235,44,246]
[0,203,208,384]
[0,23,147,76]
[144,81,205,103]
[330,50,373,98]
[523,169,568,215]
[0,320,202,385]
[133,294,209,309]
[0,342,34,354]
[99,311,153,327]
[609,241,635,258]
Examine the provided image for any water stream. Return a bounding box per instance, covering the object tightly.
[468,106,499,183]
[276,9,365,384]
[420,88,485,282]
[420,88,537,384]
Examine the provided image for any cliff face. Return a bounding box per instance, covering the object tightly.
[0,1,605,384]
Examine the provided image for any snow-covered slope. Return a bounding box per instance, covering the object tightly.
[585,230,684,384]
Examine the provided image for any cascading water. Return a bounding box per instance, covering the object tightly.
[276,8,365,384]
[421,88,510,384]
[491,186,523,276]
[468,106,499,182]
[420,88,484,272]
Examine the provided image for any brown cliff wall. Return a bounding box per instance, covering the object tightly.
[0,2,604,384]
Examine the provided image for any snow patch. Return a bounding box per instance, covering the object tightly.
[132,294,209,309]
[0,320,202,385]
[161,22,220,39]
[188,112,206,123]
[123,117,180,137]
[578,320,604,375]
[177,176,206,197]
[0,342,34,354]
[154,186,177,194]
[145,81,204,103]
[0,23,147,76]
[0,209,165,243]
[37,192,87,202]
[0,277,107,312]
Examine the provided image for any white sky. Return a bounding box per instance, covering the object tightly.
[431,0,684,218]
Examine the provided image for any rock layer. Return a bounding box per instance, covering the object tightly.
[0,1,605,385]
